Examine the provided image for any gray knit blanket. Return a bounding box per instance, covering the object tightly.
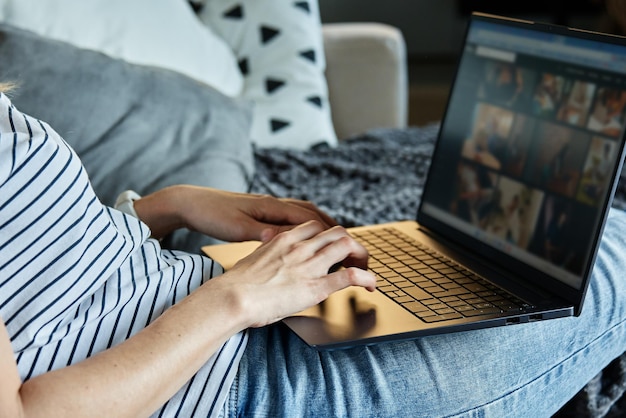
[250,124,440,227]
[250,124,626,417]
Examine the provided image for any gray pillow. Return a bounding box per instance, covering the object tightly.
[0,23,255,252]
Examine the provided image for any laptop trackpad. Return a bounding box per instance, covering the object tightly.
[282,286,429,349]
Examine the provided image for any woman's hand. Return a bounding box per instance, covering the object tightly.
[133,185,337,242]
[213,220,376,328]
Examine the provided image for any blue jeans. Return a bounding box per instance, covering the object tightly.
[225,209,626,417]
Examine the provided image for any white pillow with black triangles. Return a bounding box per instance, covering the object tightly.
[197,0,338,149]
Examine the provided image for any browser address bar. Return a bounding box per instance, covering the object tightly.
[474,29,614,62]
[476,46,516,62]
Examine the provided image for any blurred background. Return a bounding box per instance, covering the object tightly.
[318,0,618,126]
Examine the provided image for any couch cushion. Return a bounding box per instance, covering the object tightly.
[197,0,338,149]
[0,23,255,252]
[0,0,243,97]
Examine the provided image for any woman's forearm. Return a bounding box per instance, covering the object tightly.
[132,185,340,244]
[17,278,249,418]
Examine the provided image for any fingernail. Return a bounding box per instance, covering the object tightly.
[260,228,274,242]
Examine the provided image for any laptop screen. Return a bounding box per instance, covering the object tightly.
[419,14,626,290]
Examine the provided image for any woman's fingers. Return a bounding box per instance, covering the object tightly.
[280,198,338,228]
[274,223,376,296]
[325,267,377,294]
[303,231,375,293]
[240,220,328,269]
[273,224,369,271]
[309,229,369,270]
[255,201,338,242]
[227,221,376,327]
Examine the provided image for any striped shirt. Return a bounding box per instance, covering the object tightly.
[0,93,247,416]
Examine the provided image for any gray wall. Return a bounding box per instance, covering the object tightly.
[318,0,467,57]
[318,1,605,59]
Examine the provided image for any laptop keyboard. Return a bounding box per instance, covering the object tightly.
[351,228,533,323]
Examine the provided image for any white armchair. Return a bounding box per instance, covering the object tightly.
[322,22,409,140]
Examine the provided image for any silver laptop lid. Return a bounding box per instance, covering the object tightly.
[418,13,626,303]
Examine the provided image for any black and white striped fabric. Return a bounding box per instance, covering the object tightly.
[0,93,247,417]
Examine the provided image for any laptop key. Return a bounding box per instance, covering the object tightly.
[395,280,415,288]
[434,307,458,315]
[386,275,407,284]
[430,288,471,298]
[420,312,464,323]
[463,307,503,317]
[404,286,433,301]
[448,272,466,279]
[422,285,446,294]
[402,301,430,313]
[464,283,488,293]
[473,302,496,310]
[492,300,521,310]
[421,298,441,306]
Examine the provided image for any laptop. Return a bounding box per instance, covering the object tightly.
[203,12,626,350]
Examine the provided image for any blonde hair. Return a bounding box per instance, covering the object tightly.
[0,81,16,94]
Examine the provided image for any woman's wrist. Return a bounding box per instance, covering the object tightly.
[199,274,256,330]
[133,186,188,239]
